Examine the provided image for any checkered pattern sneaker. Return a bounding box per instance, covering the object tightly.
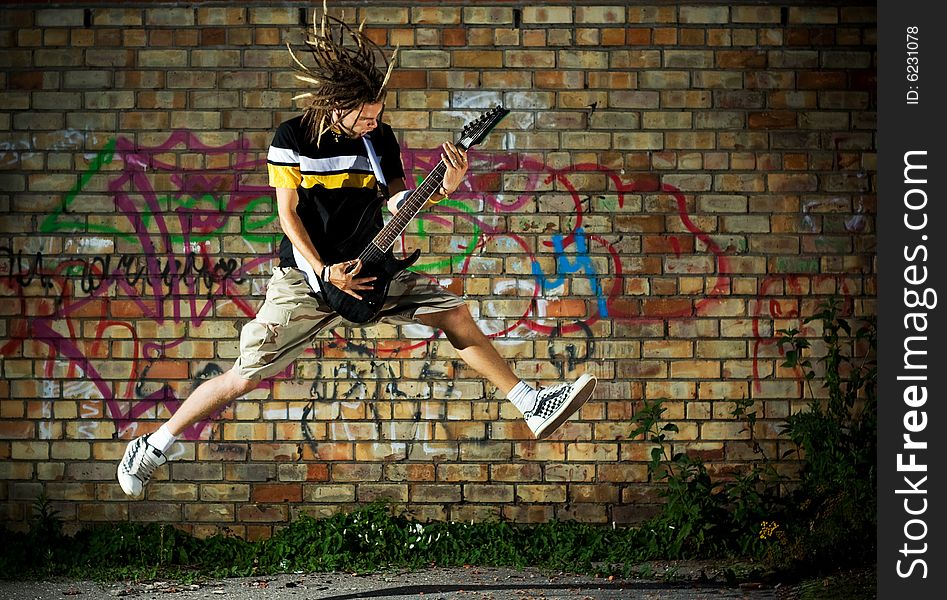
[117,435,167,499]
[524,373,597,439]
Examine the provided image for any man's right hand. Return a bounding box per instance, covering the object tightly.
[323,259,377,300]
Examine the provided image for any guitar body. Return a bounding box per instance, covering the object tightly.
[315,200,420,324]
[320,248,420,324]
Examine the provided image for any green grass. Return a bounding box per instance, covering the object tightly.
[3,504,683,582]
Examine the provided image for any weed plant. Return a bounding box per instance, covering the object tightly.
[628,297,876,575]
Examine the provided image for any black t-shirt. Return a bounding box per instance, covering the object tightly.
[266,115,405,266]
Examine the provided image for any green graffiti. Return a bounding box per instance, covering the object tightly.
[240,196,281,244]
[775,257,820,273]
[599,195,618,211]
[409,198,482,273]
[37,137,280,246]
[40,137,118,236]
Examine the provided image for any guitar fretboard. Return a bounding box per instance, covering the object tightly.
[359,160,450,261]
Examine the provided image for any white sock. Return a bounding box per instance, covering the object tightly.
[506,381,538,415]
[147,424,178,454]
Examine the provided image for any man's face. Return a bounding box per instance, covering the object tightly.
[334,102,384,138]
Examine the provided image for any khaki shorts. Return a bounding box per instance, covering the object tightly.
[234,267,466,381]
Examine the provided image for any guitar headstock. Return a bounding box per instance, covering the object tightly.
[456,105,510,150]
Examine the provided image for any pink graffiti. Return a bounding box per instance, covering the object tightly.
[0,130,855,439]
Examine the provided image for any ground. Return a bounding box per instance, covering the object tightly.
[0,564,876,600]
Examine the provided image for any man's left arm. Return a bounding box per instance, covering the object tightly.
[385,141,468,214]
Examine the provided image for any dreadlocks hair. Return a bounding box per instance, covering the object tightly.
[287,1,398,147]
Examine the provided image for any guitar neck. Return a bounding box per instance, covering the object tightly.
[363,159,451,257]
[360,106,508,261]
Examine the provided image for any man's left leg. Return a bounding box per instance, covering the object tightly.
[417,305,596,439]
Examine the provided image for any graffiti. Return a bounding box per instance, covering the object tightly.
[298,359,458,458]
[1,247,244,296]
[532,227,608,318]
[0,129,869,441]
[546,322,596,380]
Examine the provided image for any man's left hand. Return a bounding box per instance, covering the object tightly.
[440,142,468,196]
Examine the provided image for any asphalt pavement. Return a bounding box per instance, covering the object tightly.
[0,565,789,600]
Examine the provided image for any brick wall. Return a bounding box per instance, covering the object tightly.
[0,1,876,539]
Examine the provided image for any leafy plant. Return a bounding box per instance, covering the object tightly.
[776,298,877,571]
[629,398,777,561]
[626,297,876,575]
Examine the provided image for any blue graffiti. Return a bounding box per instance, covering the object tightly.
[531,227,609,318]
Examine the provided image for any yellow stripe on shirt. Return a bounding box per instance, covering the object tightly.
[268,163,302,189]
[300,172,376,190]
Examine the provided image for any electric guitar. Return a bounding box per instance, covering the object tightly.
[297,105,510,324]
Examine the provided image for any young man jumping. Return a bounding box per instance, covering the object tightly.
[118,10,596,499]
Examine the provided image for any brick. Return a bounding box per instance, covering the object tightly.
[678,6,729,23]
[199,483,250,502]
[559,50,608,69]
[332,463,382,482]
[516,484,566,503]
[130,502,181,522]
[571,484,620,503]
[566,442,619,462]
[304,484,355,503]
[464,483,514,503]
[412,484,462,503]
[768,174,818,192]
[665,50,714,68]
[788,7,838,24]
[237,504,287,523]
[732,6,781,24]
[716,50,767,69]
[544,464,595,481]
[639,71,690,89]
[384,464,435,481]
[171,463,223,481]
[358,483,407,503]
[146,8,195,26]
[195,7,245,25]
[463,7,514,24]
[185,503,234,522]
[412,8,461,25]
[504,50,556,69]
[437,464,488,482]
[251,483,301,503]
[452,50,502,69]
[79,503,127,522]
[575,6,625,23]
[523,7,572,24]
[398,50,451,69]
[35,9,83,27]
[248,7,297,25]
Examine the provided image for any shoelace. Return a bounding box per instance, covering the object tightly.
[135,450,162,481]
[125,441,162,480]
[527,384,572,418]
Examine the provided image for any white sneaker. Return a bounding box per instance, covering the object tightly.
[524,373,597,439]
[117,435,167,498]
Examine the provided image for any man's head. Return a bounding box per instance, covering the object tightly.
[332,101,383,138]
[288,2,396,145]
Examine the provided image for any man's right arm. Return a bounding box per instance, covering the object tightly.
[275,187,376,299]
[275,187,325,275]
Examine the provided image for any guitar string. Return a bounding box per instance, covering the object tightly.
[355,109,500,264]
[357,160,450,263]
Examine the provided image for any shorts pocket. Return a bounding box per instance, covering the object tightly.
[256,303,292,327]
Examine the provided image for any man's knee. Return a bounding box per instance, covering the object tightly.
[227,368,259,396]
[423,305,471,330]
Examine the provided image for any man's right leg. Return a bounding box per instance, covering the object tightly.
[117,368,257,498]
[164,368,258,437]
[117,266,337,499]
